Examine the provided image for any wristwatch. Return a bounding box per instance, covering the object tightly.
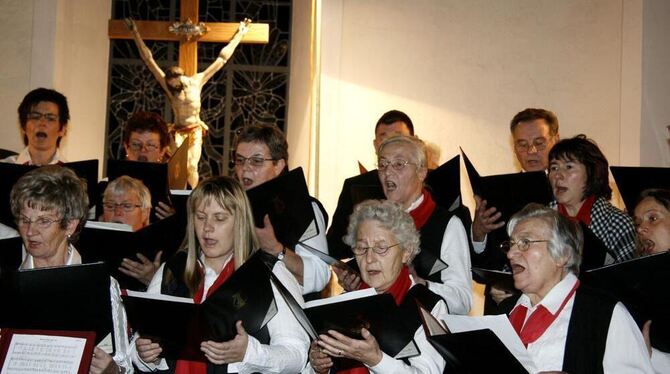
[277,246,287,261]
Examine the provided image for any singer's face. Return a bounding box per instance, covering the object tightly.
[354,219,411,294]
[194,198,235,266]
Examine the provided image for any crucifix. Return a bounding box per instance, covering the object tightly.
[108,0,269,187]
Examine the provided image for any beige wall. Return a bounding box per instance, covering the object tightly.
[641,0,670,166]
[312,0,653,217]
[0,0,110,176]
[0,0,35,154]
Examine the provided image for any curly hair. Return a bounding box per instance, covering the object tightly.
[343,199,421,261]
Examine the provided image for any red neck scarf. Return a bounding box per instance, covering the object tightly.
[342,266,412,374]
[175,258,236,374]
[557,195,596,226]
[509,279,580,347]
[409,189,436,229]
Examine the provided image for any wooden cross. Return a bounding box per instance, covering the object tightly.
[108,0,269,75]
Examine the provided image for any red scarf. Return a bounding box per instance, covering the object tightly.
[408,189,436,229]
[341,266,412,374]
[175,258,236,374]
[509,280,580,347]
[557,195,595,226]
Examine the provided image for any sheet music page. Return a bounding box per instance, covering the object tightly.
[1,334,86,374]
[441,314,538,373]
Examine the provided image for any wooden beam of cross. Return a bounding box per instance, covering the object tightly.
[108,0,269,75]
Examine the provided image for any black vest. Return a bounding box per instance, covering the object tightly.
[156,251,272,374]
[416,205,454,283]
[561,286,617,374]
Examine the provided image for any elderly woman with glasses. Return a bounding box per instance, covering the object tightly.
[10,165,132,373]
[309,199,447,373]
[123,111,171,163]
[337,135,472,315]
[101,175,162,286]
[548,135,636,264]
[504,203,652,372]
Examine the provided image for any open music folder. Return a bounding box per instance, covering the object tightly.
[0,262,115,355]
[303,289,420,361]
[77,214,186,290]
[0,329,96,374]
[245,167,319,248]
[417,305,535,373]
[122,251,277,362]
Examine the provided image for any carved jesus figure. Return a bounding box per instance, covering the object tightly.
[126,18,250,187]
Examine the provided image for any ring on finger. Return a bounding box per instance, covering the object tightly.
[338,349,343,356]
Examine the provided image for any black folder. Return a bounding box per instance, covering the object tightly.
[0,237,23,276]
[0,262,114,353]
[0,160,99,227]
[304,291,419,361]
[471,267,515,292]
[77,214,186,290]
[245,167,318,248]
[581,251,670,327]
[610,166,670,214]
[429,329,528,373]
[425,155,462,211]
[461,148,553,249]
[107,159,171,209]
[122,251,277,362]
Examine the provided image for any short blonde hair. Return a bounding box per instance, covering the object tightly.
[104,175,152,209]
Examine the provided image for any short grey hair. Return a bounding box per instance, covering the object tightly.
[343,199,421,261]
[10,165,89,242]
[507,203,582,274]
[377,135,427,169]
[104,176,152,209]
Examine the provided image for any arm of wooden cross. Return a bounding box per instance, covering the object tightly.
[124,18,170,94]
[200,18,251,84]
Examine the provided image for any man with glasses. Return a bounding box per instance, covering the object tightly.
[472,108,560,312]
[373,134,472,314]
[2,88,70,165]
[100,175,160,286]
[472,108,560,247]
[327,110,415,259]
[233,124,331,298]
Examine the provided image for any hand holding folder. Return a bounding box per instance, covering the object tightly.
[122,252,277,361]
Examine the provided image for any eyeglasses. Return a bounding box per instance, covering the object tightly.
[500,238,550,253]
[128,141,160,152]
[16,216,62,230]
[352,243,400,256]
[27,112,59,122]
[514,138,549,153]
[233,155,276,168]
[377,158,418,171]
[103,202,142,212]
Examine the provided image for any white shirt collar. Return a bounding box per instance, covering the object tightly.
[516,272,578,315]
[20,244,81,270]
[15,147,65,165]
[405,193,425,213]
